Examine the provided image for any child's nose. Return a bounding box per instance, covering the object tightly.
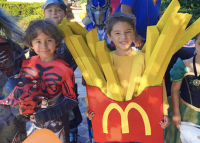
[121,33,127,39]
[41,42,47,48]
[52,10,56,15]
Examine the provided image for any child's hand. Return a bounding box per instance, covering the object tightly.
[133,34,145,47]
[30,113,36,122]
[84,106,95,120]
[160,115,170,129]
[172,113,181,130]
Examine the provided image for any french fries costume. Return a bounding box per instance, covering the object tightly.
[58,0,200,142]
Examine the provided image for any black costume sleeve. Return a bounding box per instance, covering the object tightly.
[9,40,25,74]
[56,43,77,71]
[34,97,78,124]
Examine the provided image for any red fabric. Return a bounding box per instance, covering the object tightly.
[0,55,76,116]
[19,55,76,100]
[111,0,120,15]
[86,86,164,143]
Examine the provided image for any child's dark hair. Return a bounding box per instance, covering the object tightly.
[23,18,63,49]
[195,33,200,41]
[105,12,136,36]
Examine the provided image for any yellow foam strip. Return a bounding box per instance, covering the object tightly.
[156,0,180,32]
[125,52,144,101]
[176,17,200,52]
[141,0,180,52]
[60,17,70,24]
[154,13,192,86]
[66,22,88,41]
[145,26,159,65]
[96,41,124,102]
[137,13,183,95]
[86,28,102,70]
[69,35,107,95]
[58,25,93,85]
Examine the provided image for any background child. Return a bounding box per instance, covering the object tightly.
[22,18,77,143]
[165,33,200,143]
[85,12,169,142]
[42,0,77,70]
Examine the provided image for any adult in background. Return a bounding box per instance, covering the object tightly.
[116,0,162,48]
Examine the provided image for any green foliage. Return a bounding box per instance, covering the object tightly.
[161,0,200,26]
[77,0,87,5]
[0,2,44,29]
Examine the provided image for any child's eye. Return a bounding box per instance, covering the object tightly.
[48,10,52,12]
[115,33,120,35]
[57,9,62,11]
[47,39,52,42]
[36,41,40,43]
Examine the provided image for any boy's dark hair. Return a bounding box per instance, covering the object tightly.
[23,18,63,49]
[195,33,200,41]
[105,12,136,36]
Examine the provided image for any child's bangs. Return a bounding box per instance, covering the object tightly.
[35,21,56,38]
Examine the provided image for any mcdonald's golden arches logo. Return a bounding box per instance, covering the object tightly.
[102,102,151,135]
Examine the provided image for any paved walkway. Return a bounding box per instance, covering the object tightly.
[74,68,92,143]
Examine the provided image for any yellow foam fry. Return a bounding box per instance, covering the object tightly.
[86,28,102,70]
[141,0,180,52]
[66,22,88,41]
[60,17,70,24]
[145,26,159,65]
[137,13,183,95]
[125,52,144,101]
[156,0,180,32]
[176,17,200,52]
[96,41,124,102]
[69,35,107,95]
[58,25,93,85]
[154,13,192,86]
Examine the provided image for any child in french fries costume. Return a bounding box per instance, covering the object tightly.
[58,0,200,142]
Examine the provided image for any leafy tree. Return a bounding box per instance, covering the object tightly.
[161,0,200,26]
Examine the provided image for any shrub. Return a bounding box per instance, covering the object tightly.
[0,2,44,29]
[161,0,200,26]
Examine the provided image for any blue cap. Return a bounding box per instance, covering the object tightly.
[42,0,67,10]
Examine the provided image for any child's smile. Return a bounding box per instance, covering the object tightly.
[107,21,134,56]
[119,41,129,45]
[31,31,57,62]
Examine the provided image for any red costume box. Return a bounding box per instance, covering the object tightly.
[86,86,164,143]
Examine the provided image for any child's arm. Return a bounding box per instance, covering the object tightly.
[171,81,182,130]
[62,67,77,100]
[160,80,170,129]
[32,97,78,123]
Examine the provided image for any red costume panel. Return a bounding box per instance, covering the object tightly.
[19,55,76,100]
[86,86,164,143]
